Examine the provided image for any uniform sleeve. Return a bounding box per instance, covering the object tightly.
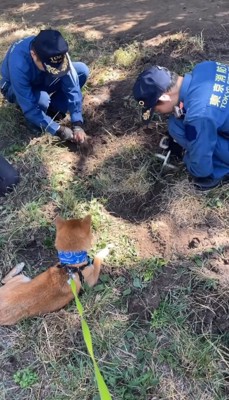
[60,61,83,123]
[168,115,188,148]
[183,117,217,178]
[9,65,59,135]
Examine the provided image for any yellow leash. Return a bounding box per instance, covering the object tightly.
[70,278,112,400]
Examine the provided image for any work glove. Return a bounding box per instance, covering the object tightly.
[56,126,74,141]
[72,122,87,144]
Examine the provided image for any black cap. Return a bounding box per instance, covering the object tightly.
[32,29,70,77]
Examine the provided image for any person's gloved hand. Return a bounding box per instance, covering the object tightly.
[56,126,73,141]
[72,122,87,144]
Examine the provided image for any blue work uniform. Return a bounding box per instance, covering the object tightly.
[168,61,229,181]
[0,36,89,135]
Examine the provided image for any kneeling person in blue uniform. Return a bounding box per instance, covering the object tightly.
[133,62,229,191]
[0,29,89,144]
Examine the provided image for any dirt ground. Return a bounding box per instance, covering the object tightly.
[0,0,229,40]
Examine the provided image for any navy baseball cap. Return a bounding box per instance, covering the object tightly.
[133,66,172,121]
[32,29,70,77]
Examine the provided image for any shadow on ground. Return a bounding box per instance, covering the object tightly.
[1,0,229,41]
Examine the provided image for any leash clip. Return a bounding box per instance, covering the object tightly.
[67,269,75,284]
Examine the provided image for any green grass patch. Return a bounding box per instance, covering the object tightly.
[113,42,141,68]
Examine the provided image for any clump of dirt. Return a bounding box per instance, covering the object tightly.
[150,215,229,259]
[127,223,158,259]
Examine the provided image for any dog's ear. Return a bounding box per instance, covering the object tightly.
[81,215,91,232]
[54,215,64,227]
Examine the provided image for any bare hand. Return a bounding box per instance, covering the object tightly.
[72,126,87,144]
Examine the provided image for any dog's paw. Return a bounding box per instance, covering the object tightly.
[2,262,25,284]
[96,244,114,259]
[14,262,25,273]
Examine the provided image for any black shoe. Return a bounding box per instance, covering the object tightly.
[222,174,229,185]
[192,175,229,191]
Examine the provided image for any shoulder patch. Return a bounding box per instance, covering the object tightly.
[185,124,197,141]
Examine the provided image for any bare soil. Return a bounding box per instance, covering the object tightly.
[0,0,229,41]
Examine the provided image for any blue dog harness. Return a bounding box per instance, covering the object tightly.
[58,250,88,265]
[57,250,93,283]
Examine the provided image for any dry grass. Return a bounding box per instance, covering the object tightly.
[92,144,153,199]
[0,19,38,60]
[160,179,208,228]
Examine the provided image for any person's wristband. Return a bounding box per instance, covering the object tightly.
[73,126,84,132]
